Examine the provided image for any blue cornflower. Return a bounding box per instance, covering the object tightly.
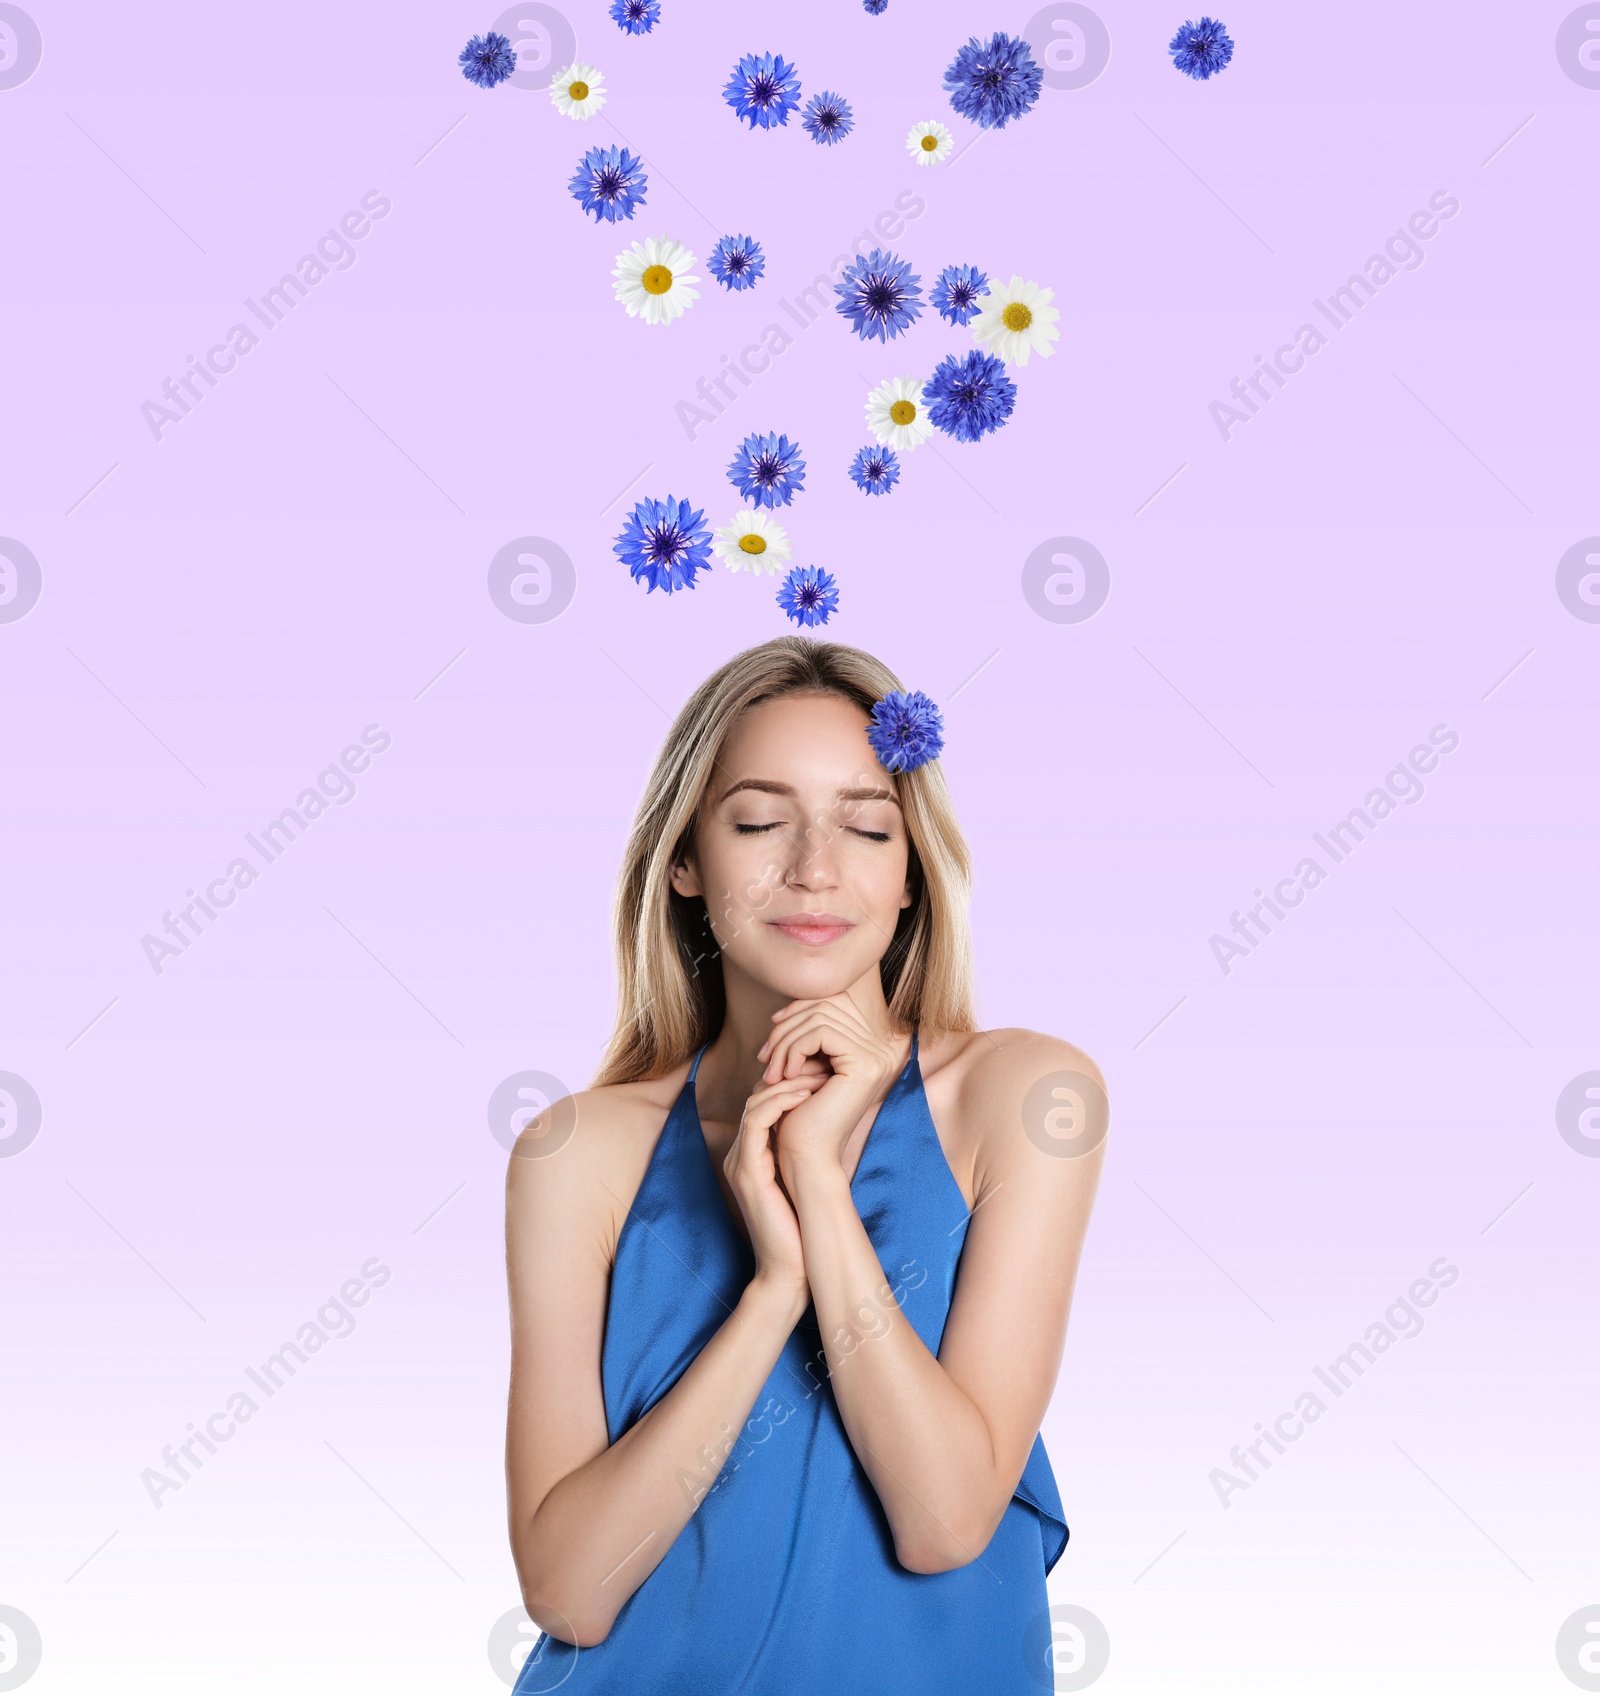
[866,690,944,772]
[834,249,923,343]
[610,0,660,34]
[567,146,648,224]
[931,263,989,327]
[777,565,839,628]
[802,90,854,145]
[724,52,802,129]
[849,444,900,495]
[459,32,516,88]
[924,350,1017,443]
[728,432,806,508]
[864,0,888,11]
[708,233,766,292]
[943,33,1042,130]
[614,496,712,594]
[1169,16,1234,79]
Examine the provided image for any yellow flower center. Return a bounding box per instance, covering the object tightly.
[920,133,939,151]
[569,79,589,99]
[1002,302,1033,332]
[738,533,767,555]
[889,399,917,425]
[642,265,673,295]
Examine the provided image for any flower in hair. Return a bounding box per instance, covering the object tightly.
[1169,17,1233,79]
[866,690,944,772]
[459,32,517,88]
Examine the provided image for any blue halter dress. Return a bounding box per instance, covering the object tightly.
[514,1034,1068,1695]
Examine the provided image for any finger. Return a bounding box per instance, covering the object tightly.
[740,1078,825,1135]
[782,1022,840,1081]
[744,1074,827,1114]
[739,1078,814,1132]
[766,1016,863,1083]
[730,1099,807,1197]
[758,996,865,1060]
[761,1007,864,1081]
[760,997,851,1051]
[765,997,874,1057]
[767,993,858,1025]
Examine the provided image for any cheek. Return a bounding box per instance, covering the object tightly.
[701,838,789,922]
[854,844,910,911]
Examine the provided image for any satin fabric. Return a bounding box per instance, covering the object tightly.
[513,1034,1068,1695]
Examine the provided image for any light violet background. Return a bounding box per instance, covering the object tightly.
[2,1,1598,1692]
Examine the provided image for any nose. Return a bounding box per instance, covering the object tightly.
[785,818,839,892]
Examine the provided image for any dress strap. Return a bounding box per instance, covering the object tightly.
[686,1042,709,1082]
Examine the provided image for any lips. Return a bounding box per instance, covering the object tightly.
[768,913,854,946]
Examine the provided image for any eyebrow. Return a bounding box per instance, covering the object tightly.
[715,778,900,807]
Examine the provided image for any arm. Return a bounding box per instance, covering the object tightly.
[505,1077,820,1646]
[770,1012,1106,1574]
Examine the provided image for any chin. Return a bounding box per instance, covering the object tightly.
[735,948,872,1003]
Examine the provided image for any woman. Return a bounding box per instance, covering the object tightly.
[505,637,1106,1693]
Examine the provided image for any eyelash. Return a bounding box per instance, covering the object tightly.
[733,822,891,843]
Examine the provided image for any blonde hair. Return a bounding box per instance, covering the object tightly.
[594,636,975,1086]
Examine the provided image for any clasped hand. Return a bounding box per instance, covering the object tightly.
[756,996,902,1183]
[726,996,903,1301]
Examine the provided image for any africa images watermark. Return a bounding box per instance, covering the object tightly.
[673,188,927,442]
[1209,723,1460,976]
[140,190,393,441]
[1209,190,1460,442]
[140,724,392,975]
[141,1256,392,1508]
[1209,1256,1460,1509]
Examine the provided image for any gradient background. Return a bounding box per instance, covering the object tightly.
[3,1,1598,1691]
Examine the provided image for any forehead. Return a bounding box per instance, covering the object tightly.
[713,691,893,794]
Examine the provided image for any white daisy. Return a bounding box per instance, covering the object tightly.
[865,376,933,452]
[613,236,700,326]
[549,61,606,120]
[970,275,1060,366]
[906,120,954,167]
[711,509,793,575]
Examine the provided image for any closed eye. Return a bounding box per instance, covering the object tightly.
[848,828,892,842]
[733,821,784,835]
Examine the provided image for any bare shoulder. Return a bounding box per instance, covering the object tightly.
[506,1066,691,1264]
[922,1026,1106,1101]
[920,1028,1108,1194]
